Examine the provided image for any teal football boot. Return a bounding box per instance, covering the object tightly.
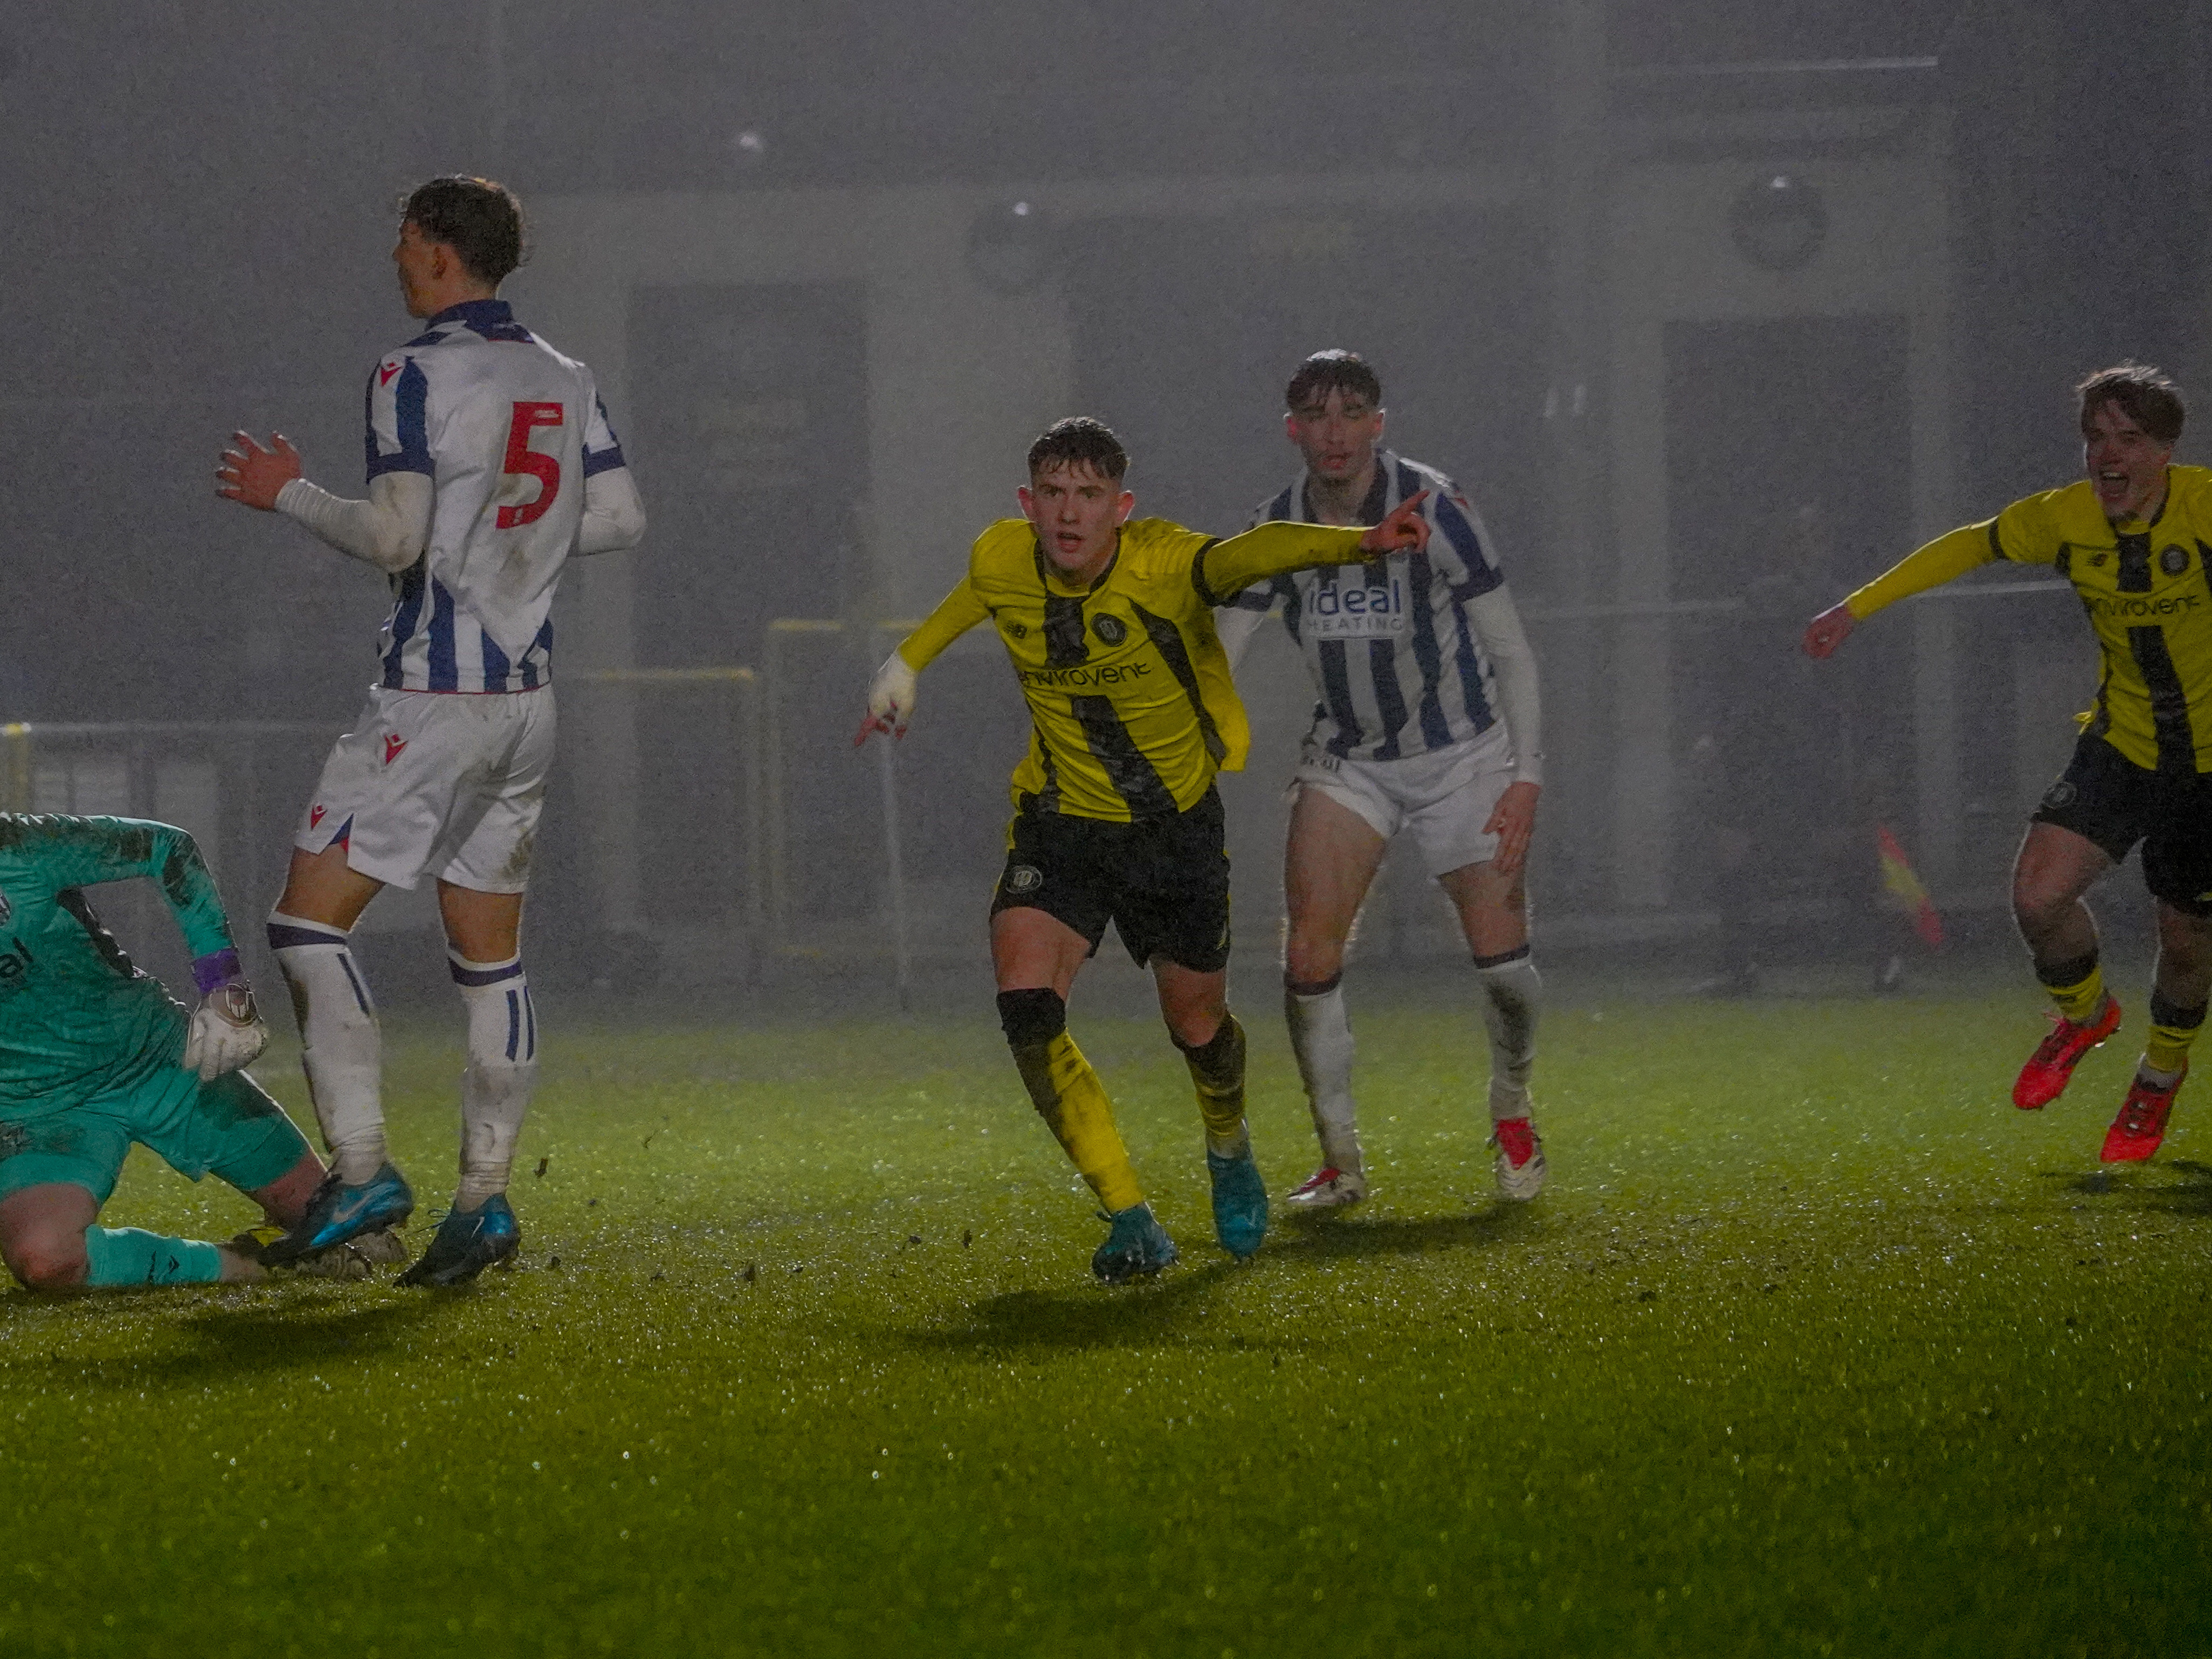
[397,1194,520,1288]
[1091,1201,1177,1284]
[1205,1147,1269,1259]
[259,1161,414,1265]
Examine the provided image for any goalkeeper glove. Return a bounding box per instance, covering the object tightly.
[182,949,270,1082]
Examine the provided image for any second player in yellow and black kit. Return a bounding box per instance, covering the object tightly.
[1848,466,2212,778]
[1806,363,2212,1165]
[866,418,1422,1284]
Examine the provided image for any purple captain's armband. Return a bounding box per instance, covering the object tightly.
[191,948,244,996]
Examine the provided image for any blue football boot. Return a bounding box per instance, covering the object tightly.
[397,1194,520,1288]
[258,1161,414,1265]
[1091,1201,1178,1285]
[1206,1147,1269,1260]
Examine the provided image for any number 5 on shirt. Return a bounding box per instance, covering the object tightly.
[498,401,564,528]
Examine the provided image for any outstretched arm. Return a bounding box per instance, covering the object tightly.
[218,431,434,576]
[855,578,993,745]
[1194,494,1431,602]
[7,816,268,1078]
[1804,522,1996,658]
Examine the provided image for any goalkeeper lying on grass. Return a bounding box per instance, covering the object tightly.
[0,814,396,1290]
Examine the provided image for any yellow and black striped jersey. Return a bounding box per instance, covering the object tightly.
[899,515,1367,821]
[1848,466,2212,773]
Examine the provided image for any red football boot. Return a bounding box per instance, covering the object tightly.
[2013,997,2122,1110]
[2100,1065,2184,1163]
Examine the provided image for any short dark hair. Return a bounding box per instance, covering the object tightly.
[400,176,526,287]
[2077,362,2185,445]
[1027,417,1128,481]
[1286,349,1383,411]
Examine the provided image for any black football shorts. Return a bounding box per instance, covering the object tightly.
[991,788,1232,972]
[2032,733,2212,915]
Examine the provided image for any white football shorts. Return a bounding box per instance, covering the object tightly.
[295,685,556,894]
[1290,727,1514,878]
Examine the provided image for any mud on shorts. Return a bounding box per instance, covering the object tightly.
[0,1031,311,1205]
[1290,727,1515,878]
[295,684,555,894]
[991,788,1232,972]
[2032,733,2212,916]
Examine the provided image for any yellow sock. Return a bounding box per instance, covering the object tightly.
[1177,1011,1250,1157]
[2144,992,2207,1077]
[2038,957,2105,1025]
[1014,1033,1143,1213]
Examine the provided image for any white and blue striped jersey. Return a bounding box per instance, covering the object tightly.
[1231,451,1508,762]
[365,299,625,693]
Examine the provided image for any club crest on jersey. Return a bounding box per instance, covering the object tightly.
[2161,545,2189,576]
[1308,575,1408,639]
[1004,864,1044,894]
[1091,615,1127,645]
[2042,779,2077,811]
[382,734,408,766]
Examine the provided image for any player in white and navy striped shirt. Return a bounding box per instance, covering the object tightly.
[1218,350,1547,1208]
[216,176,645,1286]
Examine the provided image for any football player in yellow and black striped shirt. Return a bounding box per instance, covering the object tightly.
[859,417,1430,1282]
[1806,364,2211,1163]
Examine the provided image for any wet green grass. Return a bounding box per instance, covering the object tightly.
[4,972,2210,1657]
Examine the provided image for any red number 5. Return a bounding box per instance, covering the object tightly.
[498,401,565,528]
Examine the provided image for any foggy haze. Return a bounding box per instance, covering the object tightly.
[3,0,2207,1000]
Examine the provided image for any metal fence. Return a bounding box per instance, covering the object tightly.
[0,580,2084,991]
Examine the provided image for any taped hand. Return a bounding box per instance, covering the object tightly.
[855,651,920,746]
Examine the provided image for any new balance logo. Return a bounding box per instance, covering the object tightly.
[383,734,408,766]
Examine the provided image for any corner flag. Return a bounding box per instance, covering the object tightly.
[1876,823,1944,949]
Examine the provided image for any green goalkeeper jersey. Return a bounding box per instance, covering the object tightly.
[0,815,240,1110]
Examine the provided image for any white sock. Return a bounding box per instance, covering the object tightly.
[450,952,539,1211]
[1476,949,1543,1122]
[1286,977,1361,1174]
[267,911,386,1184]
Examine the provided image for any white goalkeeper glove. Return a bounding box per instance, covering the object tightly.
[183,952,270,1082]
[859,650,919,744]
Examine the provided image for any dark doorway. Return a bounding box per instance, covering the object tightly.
[623,283,871,927]
[1663,314,1914,965]
[628,282,869,665]
[1058,210,1546,581]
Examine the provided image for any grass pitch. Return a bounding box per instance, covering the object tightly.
[4,964,2210,1658]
